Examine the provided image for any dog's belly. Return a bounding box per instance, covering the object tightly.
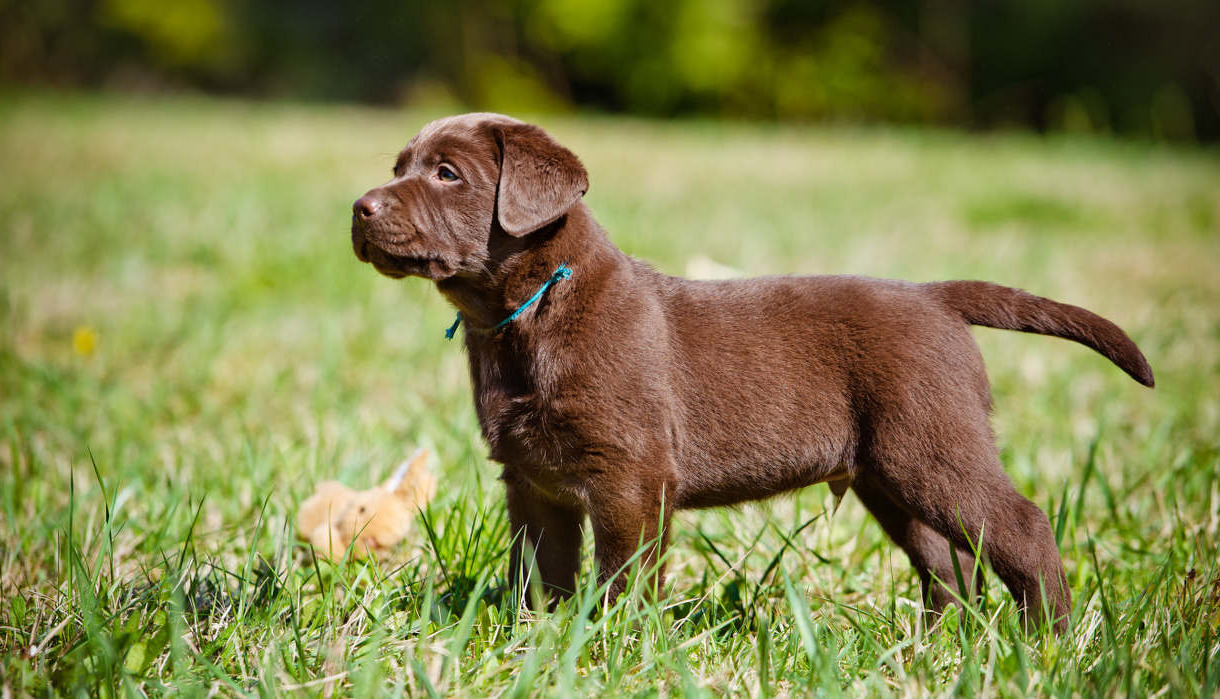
[662,277,874,508]
[668,374,858,510]
[672,407,856,508]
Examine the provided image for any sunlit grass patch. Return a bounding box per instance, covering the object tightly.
[1,90,1218,695]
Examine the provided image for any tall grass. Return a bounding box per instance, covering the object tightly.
[1,90,1218,695]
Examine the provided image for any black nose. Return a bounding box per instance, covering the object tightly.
[353,195,383,220]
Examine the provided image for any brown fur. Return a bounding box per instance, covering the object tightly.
[350,113,1154,632]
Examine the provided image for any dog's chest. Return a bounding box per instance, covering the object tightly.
[467,345,584,468]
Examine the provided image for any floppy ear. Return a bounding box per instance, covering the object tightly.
[494,123,589,237]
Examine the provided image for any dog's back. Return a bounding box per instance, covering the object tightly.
[641,269,1152,509]
[644,272,987,507]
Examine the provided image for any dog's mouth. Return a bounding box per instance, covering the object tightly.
[372,254,447,280]
[353,228,454,281]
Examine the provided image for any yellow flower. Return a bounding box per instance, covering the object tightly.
[73,326,98,357]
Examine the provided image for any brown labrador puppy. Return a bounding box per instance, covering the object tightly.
[350,113,1153,631]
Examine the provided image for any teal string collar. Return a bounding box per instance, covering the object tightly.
[445,262,573,340]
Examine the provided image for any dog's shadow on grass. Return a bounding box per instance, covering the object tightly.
[404,568,762,638]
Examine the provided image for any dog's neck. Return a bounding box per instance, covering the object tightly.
[436,203,620,332]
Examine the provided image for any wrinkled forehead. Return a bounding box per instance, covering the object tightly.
[400,112,522,169]
[417,112,521,141]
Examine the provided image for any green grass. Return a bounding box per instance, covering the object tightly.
[1,90,1219,696]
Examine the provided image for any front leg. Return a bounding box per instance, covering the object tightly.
[587,472,675,600]
[504,474,585,606]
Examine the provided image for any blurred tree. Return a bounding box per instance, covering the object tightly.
[99,0,232,69]
[765,3,946,121]
[0,0,1216,140]
[968,0,1220,140]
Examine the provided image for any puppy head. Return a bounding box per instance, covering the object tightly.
[350,113,589,281]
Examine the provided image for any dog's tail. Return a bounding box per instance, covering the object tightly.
[927,280,1154,387]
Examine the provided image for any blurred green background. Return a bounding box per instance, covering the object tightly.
[3,0,1218,140]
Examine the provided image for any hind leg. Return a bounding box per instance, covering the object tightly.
[853,474,984,622]
[866,418,1070,632]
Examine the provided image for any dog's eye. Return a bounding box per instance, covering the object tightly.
[437,165,459,182]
